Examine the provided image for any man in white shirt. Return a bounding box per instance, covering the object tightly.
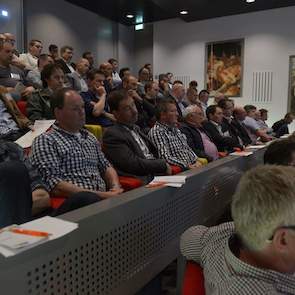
[19,39,43,71]
[55,46,75,74]
[108,58,121,88]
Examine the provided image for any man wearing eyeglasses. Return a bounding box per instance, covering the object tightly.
[181,165,295,294]
[19,39,43,71]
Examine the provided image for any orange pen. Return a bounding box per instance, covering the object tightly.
[10,228,51,237]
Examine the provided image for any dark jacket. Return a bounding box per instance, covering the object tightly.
[80,90,113,127]
[102,123,167,179]
[55,59,72,74]
[231,118,252,146]
[0,140,46,191]
[27,88,54,121]
[272,119,289,138]
[135,98,156,133]
[167,93,188,121]
[203,120,241,152]
[179,122,215,162]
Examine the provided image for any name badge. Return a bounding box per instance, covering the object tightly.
[10,73,21,80]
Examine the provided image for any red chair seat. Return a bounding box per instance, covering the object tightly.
[119,176,143,191]
[218,152,228,158]
[16,100,27,116]
[182,262,205,295]
[170,165,182,175]
[50,197,66,209]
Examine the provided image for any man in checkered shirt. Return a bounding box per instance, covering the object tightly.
[148,98,202,170]
[181,165,295,294]
[30,88,123,199]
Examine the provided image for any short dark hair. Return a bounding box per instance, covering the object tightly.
[82,51,92,58]
[138,67,149,76]
[285,112,294,119]
[86,69,105,81]
[144,63,151,68]
[218,98,232,109]
[119,67,130,79]
[158,74,168,82]
[108,89,129,113]
[41,64,63,88]
[155,98,175,120]
[264,139,295,165]
[37,53,50,67]
[49,44,58,52]
[199,89,209,97]
[259,109,268,115]
[29,39,42,47]
[244,105,257,113]
[206,105,219,120]
[173,80,183,85]
[60,45,73,54]
[108,58,117,64]
[50,87,73,113]
[189,80,198,88]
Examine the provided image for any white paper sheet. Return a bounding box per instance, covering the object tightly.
[0,216,78,257]
[149,175,187,188]
[247,145,266,149]
[15,120,55,148]
[230,151,253,157]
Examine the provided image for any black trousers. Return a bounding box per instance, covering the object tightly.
[0,161,102,228]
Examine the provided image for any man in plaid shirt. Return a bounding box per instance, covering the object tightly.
[148,98,202,170]
[181,165,295,294]
[30,88,123,199]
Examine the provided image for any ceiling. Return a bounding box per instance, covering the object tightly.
[66,0,295,26]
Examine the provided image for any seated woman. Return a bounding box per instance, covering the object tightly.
[27,64,64,121]
[81,69,115,128]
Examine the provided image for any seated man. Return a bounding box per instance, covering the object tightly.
[143,81,159,106]
[27,53,54,89]
[80,69,114,127]
[180,105,219,162]
[122,75,155,132]
[198,90,210,114]
[0,140,102,228]
[103,90,171,183]
[55,46,75,74]
[272,113,294,138]
[137,67,150,96]
[30,88,123,199]
[167,82,187,120]
[65,58,89,92]
[148,98,202,170]
[0,40,34,98]
[218,98,244,147]
[157,74,170,100]
[19,39,43,71]
[181,165,295,294]
[243,105,271,142]
[231,107,252,146]
[0,88,32,141]
[203,105,242,152]
[99,62,114,94]
[108,58,121,88]
[27,64,64,121]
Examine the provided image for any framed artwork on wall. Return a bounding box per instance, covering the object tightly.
[205,39,244,97]
[288,56,295,114]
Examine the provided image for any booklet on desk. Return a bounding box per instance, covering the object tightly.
[0,216,78,257]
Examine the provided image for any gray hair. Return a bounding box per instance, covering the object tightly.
[232,165,295,251]
[182,105,200,118]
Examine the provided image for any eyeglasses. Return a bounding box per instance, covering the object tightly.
[268,225,295,241]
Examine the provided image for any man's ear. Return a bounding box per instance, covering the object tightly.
[272,229,289,253]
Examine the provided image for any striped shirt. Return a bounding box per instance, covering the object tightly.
[148,121,197,169]
[30,124,110,192]
[181,222,295,294]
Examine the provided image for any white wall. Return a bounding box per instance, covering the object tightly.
[0,0,23,49]
[25,0,131,66]
[118,24,135,71]
[153,6,295,126]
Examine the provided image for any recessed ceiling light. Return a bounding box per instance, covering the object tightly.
[1,10,8,17]
[246,0,255,3]
[126,14,134,19]
[180,10,188,15]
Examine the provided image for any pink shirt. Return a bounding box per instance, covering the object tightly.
[199,131,219,160]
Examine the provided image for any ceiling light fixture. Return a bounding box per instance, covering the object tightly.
[246,0,255,3]
[126,14,134,19]
[180,10,188,15]
[1,10,8,17]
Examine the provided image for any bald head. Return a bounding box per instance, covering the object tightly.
[76,58,90,75]
[99,62,113,76]
[123,75,138,91]
[172,82,185,101]
[233,107,247,121]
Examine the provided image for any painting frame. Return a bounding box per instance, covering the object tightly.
[205,38,244,97]
[287,55,295,114]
